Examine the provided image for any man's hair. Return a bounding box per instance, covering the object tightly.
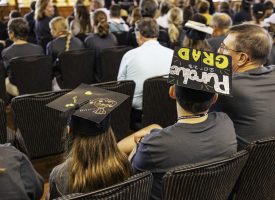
[8,18,29,40]
[110,4,121,18]
[136,17,159,38]
[198,0,210,13]
[160,0,171,16]
[211,13,232,29]
[140,0,158,18]
[228,24,272,64]
[9,10,22,19]
[265,1,274,10]
[175,86,215,114]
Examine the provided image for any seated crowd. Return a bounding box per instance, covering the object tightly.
[0,0,275,199]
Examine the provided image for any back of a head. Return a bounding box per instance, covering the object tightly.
[168,7,183,43]
[75,3,91,33]
[175,86,215,114]
[30,0,36,11]
[110,4,121,18]
[9,10,22,19]
[183,6,194,25]
[198,0,210,14]
[160,0,172,16]
[140,0,158,18]
[93,10,109,37]
[253,3,266,23]
[184,14,212,50]
[219,1,230,13]
[241,0,253,11]
[136,17,159,38]
[50,16,68,35]
[211,13,232,30]
[228,24,272,64]
[8,17,29,40]
[67,118,132,193]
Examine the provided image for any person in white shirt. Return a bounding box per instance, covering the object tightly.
[117,18,173,112]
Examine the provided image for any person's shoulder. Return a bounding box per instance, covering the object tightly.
[0,143,23,160]
[1,45,12,55]
[85,33,96,43]
[141,125,177,144]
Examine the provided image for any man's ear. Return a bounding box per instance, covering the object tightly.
[237,52,250,67]
[169,85,176,99]
[211,93,218,105]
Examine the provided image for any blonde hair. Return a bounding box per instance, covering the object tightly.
[66,128,132,193]
[50,17,72,52]
[35,0,50,20]
[168,7,183,43]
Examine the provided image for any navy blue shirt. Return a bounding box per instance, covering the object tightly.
[132,112,237,200]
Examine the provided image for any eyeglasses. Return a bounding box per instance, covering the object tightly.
[219,42,242,53]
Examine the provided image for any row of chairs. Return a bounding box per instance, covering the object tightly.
[0,46,132,97]
[53,137,275,200]
[0,77,177,158]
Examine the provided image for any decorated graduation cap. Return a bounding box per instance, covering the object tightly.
[47,84,129,136]
[185,20,213,35]
[168,47,232,96]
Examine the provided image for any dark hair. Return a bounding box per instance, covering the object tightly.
[183,6,194,25]
[140,0,158,18]
[175,86,215,114]
[265,1,274,10]
[75,3,92,33]
[30,1,36,11]
[8,18,29,40]
[9,10,22,19]
[136,17,159,38]
[241,0,252,11]
[253,3,266,24]
[93,10,109,37]
[198,0,209,13]
[110,4,121,18]
[228,24,272,64]
[160,0,171,16]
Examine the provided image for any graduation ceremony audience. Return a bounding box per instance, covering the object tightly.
[0,0,275,199]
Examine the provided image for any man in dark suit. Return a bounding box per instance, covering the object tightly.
[207,13,232,52]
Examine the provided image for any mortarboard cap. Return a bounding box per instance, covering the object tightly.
[168,47,232,96]
[185,20,213,35]
[47,84,129,136]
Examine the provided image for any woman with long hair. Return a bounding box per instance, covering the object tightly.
[34,0,55,51]
[49,89,132,199]
[183,14,212,51]
[70,2,92,42]
[85,10,117,82]
[167,7,185,49]
[47,16,84,62]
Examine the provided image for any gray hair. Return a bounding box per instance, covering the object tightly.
[211,13,232,29]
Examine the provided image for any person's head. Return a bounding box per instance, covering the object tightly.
[169,85,217,115]
[159,0,172,16]
[74,3,92,33]
[241,0,252,11]
[183,14,212,51]
[168,7,183,43]
[128,7,142,26]
[253,3,266,24]
[9,10,22,19]
[66,116,132,193]
[210,13,232,37]
[219,24,272,72]
[30,1,36,11]
[264,1,274,18]
[7,18,29,41]
[90,0,105,11]
[135,17,159,45]
[198,0,210,14]
[35,0,54,20]
[218,1,230,14]
[92,10,109,37]
[49,16,68,37]
[139,0,158,18]
[110,4,121,18]
[183,5,194,25]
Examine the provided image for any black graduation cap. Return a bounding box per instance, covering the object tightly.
[168,47,232,96]
[46,83,129,136]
